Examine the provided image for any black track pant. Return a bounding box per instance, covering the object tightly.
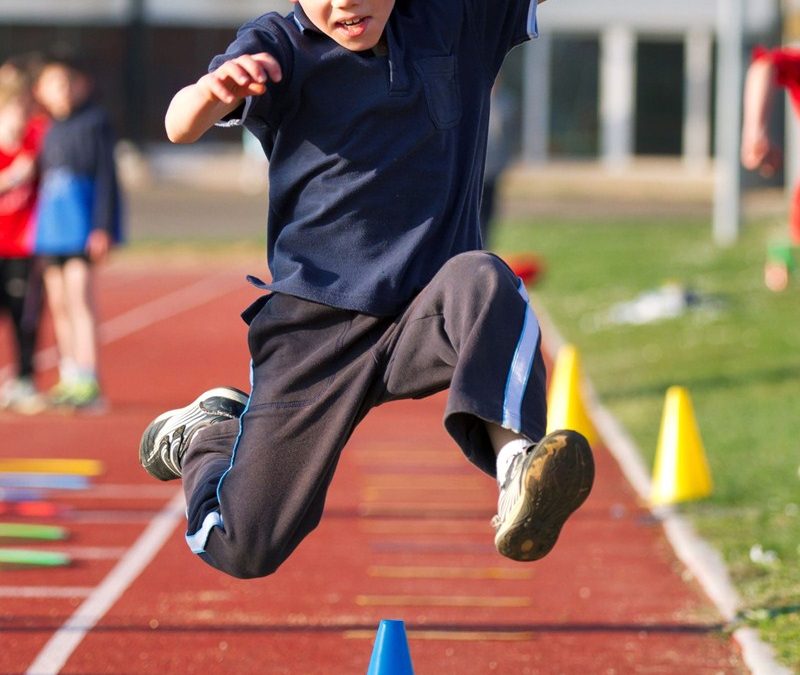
[182,251,547,578]
[0,257,42,379]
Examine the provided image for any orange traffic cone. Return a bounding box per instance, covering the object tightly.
[651,386,713,506]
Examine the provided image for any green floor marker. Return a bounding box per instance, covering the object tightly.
[0,523,68,541]
[0,548,71,567]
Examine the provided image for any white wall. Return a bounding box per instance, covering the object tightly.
[538,0,776,36]
[0,0,290,26]
[144,0,290,27]
[0,0,778,31]
[0,0,131,24]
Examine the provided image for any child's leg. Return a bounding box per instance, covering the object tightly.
[485,422,529,484]
[60,257,98,381]
[1,258,34,378]
[18,258,43,381]
[790,181,800,246]
[375,251,594,561]
[177,293,389,579]
[42,262,77,378]
[0,257,45,410]
[376,250,547,474]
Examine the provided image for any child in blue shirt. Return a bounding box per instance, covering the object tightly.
[33,56,122,409]
[140,0,594,578]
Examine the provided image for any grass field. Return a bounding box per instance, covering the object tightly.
[493,211,800,669]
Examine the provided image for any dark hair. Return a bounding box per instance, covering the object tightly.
[40,44,92,79]
[0,51,45,87]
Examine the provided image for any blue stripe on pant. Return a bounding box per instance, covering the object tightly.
[180,251,547,578]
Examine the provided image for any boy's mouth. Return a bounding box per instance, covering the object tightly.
[336,16,370,37]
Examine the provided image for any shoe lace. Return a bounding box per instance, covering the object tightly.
[491,450,526,530]
[159,425,187,475]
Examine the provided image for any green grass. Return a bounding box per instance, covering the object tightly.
[494,214,800,670]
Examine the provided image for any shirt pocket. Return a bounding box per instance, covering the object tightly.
[414,55,462,130]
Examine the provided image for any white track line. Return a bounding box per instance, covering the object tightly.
[532,298,791,675]
[0,271,245,382]
[0,586,92,599]
[26,492,185,675]
[20,270,246,675]
[44,271,245,373]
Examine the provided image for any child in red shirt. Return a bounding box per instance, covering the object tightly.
[0,60,47,411]
[741,46,800,290]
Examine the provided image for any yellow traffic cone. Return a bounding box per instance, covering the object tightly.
[651,386,713,506]
[546,344,598,446]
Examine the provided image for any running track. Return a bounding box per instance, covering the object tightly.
[1,256,746,674]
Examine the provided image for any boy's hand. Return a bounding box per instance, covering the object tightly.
[199,53,282,106]
[166,52,282,144]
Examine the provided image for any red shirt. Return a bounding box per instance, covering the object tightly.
[754,46,800,115]
[0,114,48,257]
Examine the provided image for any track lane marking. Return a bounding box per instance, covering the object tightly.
[16,271,250,674]
[0,586,92,599]
[344,629,537,641]
[355,594,531,608]
[367,565,533,580]
[0,270,245,381]
[25,492,185,675]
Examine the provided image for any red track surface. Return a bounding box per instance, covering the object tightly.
[1,259,746,674]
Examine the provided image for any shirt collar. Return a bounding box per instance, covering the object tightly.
[293,4,321,34]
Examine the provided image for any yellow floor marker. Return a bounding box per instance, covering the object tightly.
[0,459,104,476]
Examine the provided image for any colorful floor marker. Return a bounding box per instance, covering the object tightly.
[0,473,90,490]
[0,458,103,476]
[0,523,68,541]
[0,501,64,518]
[0,487,46,502]
[0,548,71,567]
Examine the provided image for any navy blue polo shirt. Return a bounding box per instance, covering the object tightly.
[212,0,537,315]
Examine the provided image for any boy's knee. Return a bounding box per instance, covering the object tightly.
[204,540,289,579]
[442,251,519,300]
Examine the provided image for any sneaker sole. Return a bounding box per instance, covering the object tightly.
[494,429,595,562]
[139,387,249,481]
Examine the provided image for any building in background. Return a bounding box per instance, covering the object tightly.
[0,0,782,171]
[0,0,286,144]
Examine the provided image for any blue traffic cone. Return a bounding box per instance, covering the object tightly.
[367,619,414,675]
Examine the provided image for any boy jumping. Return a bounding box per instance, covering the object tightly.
[140,0,595,578]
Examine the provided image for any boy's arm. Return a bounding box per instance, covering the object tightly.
[86,113,120,263]
[165,53,282,144]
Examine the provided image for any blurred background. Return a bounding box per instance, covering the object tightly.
[2,2,800,669]
[0,0,793,219]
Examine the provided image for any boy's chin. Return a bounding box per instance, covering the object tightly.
[332,37,380,52]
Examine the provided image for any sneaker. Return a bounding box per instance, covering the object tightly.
[139,387,249,481]
[493,429,595,562]
[48,380,75,407]
[0,377,46,414]
[66,378,102,409]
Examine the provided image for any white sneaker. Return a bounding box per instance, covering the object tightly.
[138,387,249,481]
[0,377,46,414]
[493,429,595,561]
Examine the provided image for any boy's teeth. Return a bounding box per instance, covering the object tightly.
[342,18,362,26]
